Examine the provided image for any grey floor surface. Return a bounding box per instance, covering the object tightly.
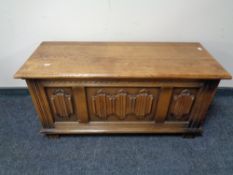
[0,89,233,175]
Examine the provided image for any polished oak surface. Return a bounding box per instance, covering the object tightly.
[14,42,231,137]
[14,42,231,80]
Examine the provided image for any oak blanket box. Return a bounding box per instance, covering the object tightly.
[14,42,232,137]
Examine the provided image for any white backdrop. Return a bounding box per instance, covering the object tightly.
[0,0,233,87]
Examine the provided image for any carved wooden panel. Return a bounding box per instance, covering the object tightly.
[88,88,158,121]
[46,88,76,121]
[168,89,197,121]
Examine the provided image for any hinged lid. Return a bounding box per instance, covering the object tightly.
[14,42,232,80]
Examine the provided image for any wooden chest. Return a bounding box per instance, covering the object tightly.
[14,42,231,137]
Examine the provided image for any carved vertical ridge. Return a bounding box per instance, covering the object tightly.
[189,80,219,128]
[49,89,74,119]
[91,89,154,120]
[106,97,115,115]
[146,95,153,114]
[50,97,57,115]
[130,96,136,113]
[115,90,127,119]
[171,89,195,120]
[92,97,96,114]
[67,96,73,114]
[135,90,154,118]
[26,80,54,128]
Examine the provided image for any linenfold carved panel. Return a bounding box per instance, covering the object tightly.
[169,89,196,121]
[91,89,154,120]
[49,89,74,119]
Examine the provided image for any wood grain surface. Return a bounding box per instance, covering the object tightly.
[14,42,231,79]
[15,42,232,136]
